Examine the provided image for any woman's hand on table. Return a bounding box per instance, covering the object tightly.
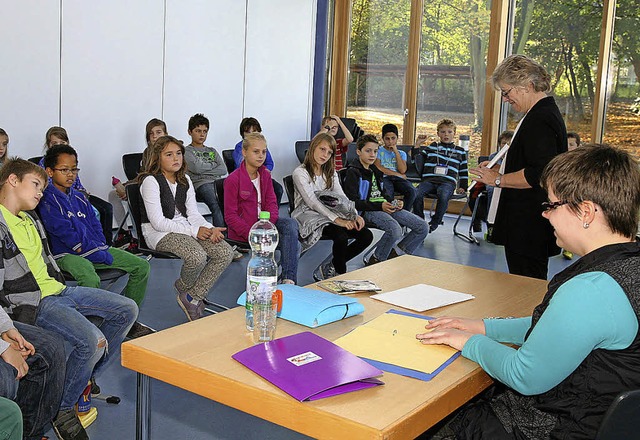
[416,316,486,350]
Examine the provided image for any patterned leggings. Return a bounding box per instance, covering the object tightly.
[156,233,233,300]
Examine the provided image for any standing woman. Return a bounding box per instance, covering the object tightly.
[292,133,372,280]
[139,136,233,321]
[471,55,567,279]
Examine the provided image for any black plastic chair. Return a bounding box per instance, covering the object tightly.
[282,175,296,216]
[398,145,421,183]
[28,156,43,165]
[125,182,227,313]
[295,141,310,164]
[222,149,236,174]
[122,153,144,181]
[595,389,640,440]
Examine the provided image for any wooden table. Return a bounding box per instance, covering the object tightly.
[121,256,548,440]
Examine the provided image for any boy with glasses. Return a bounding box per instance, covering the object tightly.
[38,145,153,340]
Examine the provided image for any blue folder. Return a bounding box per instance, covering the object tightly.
[360,309,461,381]
[237,284,364,328]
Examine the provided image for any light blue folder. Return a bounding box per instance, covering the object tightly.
[237,284,364,328]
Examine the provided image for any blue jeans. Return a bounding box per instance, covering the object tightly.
[382,175,416,211]
[364,209,428,260]
[0,322,65,440]
[195,182,225,227]
[35,286,138,409]
[275,217,301,283]
[413,180,456,226]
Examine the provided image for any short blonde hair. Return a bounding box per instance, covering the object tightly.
[491,54,551,92]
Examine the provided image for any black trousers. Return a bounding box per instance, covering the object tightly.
[88,195,114,246]
[320,223,373,273]
[505,248,548,280]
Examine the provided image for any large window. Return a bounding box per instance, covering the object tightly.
[603,0,640,151]
[346,0,490,163]
[334,0,638,158]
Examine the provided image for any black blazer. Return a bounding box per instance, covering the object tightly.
[492,96,567,259]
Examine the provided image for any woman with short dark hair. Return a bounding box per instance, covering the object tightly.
[419,144,640,439]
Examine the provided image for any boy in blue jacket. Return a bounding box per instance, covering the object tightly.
[38,145,153,339]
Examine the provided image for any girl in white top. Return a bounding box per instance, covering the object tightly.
[139,136,233,321]
[292,133,372,280]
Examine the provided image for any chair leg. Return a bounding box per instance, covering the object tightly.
[453,195,482,245]
[202,298,229,315]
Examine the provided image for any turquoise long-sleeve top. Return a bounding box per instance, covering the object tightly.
[462,271,638,396]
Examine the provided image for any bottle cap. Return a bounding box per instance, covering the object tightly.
[259,211,271,220]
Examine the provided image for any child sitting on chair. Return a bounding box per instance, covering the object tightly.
[412,118,468,232]
[224,133,300,284]
[318,115,354,171]
[183,113,227,228]
[374,124,416,211]
[38,144,153,339]
[139,136,233,321]
[343,134,427,265]
[232,117,283,204]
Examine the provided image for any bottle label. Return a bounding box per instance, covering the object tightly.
[246,275,276,312]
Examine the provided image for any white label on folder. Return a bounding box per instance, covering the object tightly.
[287,351,322,367]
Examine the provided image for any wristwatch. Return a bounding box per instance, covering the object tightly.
[494,175,502,188]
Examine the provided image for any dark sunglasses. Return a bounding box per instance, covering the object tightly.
[541,200,568,212]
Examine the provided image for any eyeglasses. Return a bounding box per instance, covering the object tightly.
[541,200,568,212]
[500,87,514,98]
[53,168,80,175]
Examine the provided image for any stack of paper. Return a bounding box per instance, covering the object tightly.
[371,284,474,312]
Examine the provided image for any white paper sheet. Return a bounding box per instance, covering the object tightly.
[371,284,474,312]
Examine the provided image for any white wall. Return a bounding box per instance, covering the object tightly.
[0,1,61,157]
[0,0,316,201]
[244,0,316,185]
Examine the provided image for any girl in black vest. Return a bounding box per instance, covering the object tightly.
[139,136,233,321]
[418,144,640,439]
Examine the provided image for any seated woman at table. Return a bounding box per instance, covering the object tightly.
[417,144,640,440]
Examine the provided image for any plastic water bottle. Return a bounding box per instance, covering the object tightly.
[246,211,279,331]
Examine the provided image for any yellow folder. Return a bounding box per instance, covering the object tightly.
[335,312,458,375]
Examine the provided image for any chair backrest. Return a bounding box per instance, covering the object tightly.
[123,153,144,181]
[214,178,226,220]
[596,389,640,440]
[124,183,150,249]
[295,141,310,164]
[28,156,43,165]
[339,117,364,141]
[222,149,236,174]
[344,142,358,166]
[283,175,295,216]
[337,168,348,187]
[398,145,421,182]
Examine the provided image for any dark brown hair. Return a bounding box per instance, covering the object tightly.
[541,143,640,238]
[145,118,168,145]
[239,117,262,137]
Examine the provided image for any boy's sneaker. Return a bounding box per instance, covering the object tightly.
[175,282,203,321]
[52,408,89,440]
[76,407,97,429]
[89,376,100,396]
[365,254,381,266]
[125,238,143,255]
[313,261,336,281]
[114,230,132,248]
[126,321,157,339]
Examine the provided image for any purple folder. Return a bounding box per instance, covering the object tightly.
[232,332,384,401]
